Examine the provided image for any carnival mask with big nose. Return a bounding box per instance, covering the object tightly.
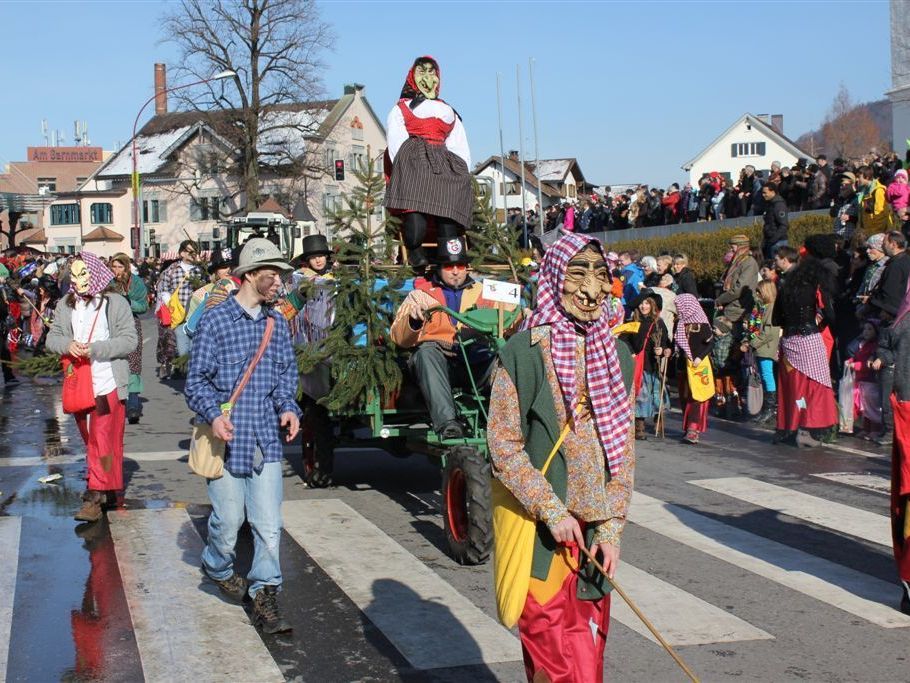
[71,259,90,295]
[561,246,610,322]
[413,61,439,99]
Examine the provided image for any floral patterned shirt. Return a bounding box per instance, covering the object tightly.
[488,327,635,546]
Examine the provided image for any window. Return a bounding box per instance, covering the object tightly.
[566,184,577,199]
[730,142,766,158]
[505,181,521,195]
[322,187,343,213]
[324,147,338,173]
[190,196,221,221]
[50,203,80,225]
[348,145,366,174]
[90,203,113,224]
[143,199,167,223]
[37,177,57,193]
[351,116,364,141]
[75,177,88,188]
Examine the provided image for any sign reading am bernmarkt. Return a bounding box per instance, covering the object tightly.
[27,147,103,163]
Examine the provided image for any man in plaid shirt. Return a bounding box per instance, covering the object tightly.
[156,240,205,365]
[185,238,301,634]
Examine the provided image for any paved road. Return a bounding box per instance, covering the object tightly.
[0,317,906,682]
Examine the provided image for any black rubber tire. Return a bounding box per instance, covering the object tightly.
[441,446,493,565]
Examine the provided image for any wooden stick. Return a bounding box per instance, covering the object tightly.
[655,355,669,438]
[578,545,701,683]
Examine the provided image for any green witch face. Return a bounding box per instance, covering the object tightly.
[413,61,439,100]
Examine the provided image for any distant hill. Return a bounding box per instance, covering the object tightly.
[795,99,892,156]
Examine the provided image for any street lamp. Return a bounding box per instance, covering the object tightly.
[131,69,236,260]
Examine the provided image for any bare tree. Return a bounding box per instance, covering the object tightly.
[821,83,885,159]
[161,0,334,211]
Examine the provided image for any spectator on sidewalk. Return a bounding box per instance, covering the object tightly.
[857,165,894,235]
[671,254,699,296]
[761,182,790,259]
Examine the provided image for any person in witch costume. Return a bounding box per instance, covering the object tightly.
[487,232,634,683]
[46,253,138,522]
[385,56,472,269]
[391,235,508,440]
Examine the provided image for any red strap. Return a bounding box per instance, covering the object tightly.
[225,316,275,414]
[86,303,103,343]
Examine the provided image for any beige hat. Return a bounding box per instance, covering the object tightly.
[729,234,751,247]
[233,238,293,277]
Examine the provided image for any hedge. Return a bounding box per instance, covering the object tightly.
[607,214,834,292]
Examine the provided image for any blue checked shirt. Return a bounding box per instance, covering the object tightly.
[185,293,302,475]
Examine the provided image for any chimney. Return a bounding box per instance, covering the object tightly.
[154,63,167,116]
[508,150,520,162]
[771,114,784,134]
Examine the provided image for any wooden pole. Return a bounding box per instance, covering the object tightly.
[655,355,669,438]
[578,545,701,683]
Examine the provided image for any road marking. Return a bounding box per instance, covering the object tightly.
[613,562,773,645]
[824,442,886,460]
[811,472,891,496]
[630,492,910,628]
[0,517,21,683]
[689,477,891,547]
[108,508,283,683]
[0,451,186,468]
[282,499,519,670]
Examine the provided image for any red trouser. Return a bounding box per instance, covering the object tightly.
[518,544,611,683]
[74,392,125,492]
[891,396,910,581]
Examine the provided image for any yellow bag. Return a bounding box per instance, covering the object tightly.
[167,273,190,329]
[686,356,715,402]
[492,421,572,628]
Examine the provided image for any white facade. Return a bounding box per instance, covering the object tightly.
[473,159,560,221]
[682,114,813,187]
[41,190,133,257]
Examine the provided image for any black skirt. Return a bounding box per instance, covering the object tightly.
[384,136,473,228]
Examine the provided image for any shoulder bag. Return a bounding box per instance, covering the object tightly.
[686,355,715,403]
[61,305,103,415]
[188,316,275,479]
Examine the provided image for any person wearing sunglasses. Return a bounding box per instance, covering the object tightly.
[390,236,510,439]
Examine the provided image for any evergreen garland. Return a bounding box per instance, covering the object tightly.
[295,158,408,411]
[9,352,62,378]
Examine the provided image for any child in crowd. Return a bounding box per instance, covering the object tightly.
[759,260,779,284]
[744,280,781,424]
[847,321,883,440]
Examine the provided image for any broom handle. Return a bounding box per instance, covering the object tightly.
[655,355,669,437]
[578,545,701,683]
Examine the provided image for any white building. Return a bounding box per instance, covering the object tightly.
[888,0,910,155]
[47,71,386,258]
[682,113,814,186]
[473,153,586,221]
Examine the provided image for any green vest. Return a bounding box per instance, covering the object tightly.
[495,328,634,600]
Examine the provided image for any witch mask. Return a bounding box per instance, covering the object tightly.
[413,61,439,99]
[560,245,611,323]
[71,259,90,295]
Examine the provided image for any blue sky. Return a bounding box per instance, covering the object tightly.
[0,0,892,187]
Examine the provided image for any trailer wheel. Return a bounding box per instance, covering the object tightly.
[442,447,492,565]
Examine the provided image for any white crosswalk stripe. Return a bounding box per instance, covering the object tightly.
[811,472,891,495]
[629,491,910,628]
[0,517,21,683]
[689,477,892,546]
[108,507,284,683]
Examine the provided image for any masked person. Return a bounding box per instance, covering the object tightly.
[384,56,472,268]
[155,240,205,377]
[109,253,148,423]
[390,236,504,439]
[675,294,715,445]
[46,253,138,522]
[487,233,634,683]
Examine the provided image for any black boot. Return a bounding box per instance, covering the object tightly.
[753,391,777,425]
[402,213,428,268]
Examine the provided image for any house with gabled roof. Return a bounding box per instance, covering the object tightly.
[44,69,386,257]
[682,113,815,187]
[473,152,587,221]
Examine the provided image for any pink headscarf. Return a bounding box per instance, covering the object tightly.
[524,233,630,476]
[675,294,709,361]
[75,251,114,297]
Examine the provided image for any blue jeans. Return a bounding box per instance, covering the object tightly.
[758,358,776,392]
[202,459,283,596]
[175,324,192,357]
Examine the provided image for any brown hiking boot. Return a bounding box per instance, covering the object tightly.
[74,491,103,522]
[251,586,292,634]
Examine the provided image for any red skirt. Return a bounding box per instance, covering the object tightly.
[74,392,125,492]
[678,374,709,433]
[776,361,837,431]
[891,396,910,581]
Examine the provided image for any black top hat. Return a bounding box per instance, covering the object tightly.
[208,247,237,274]
[301,234,332,259]
[436,235,469,265]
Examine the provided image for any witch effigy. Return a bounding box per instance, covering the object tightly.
[487,232,634,682]
[384,56,473,268]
